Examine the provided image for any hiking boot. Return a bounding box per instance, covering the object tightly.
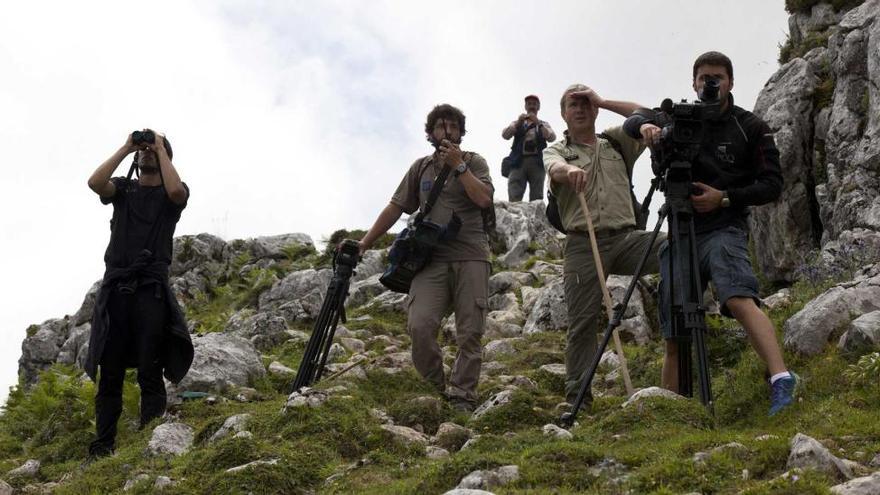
[768,372,799,417]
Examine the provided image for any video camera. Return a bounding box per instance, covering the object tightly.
[646,77,722,177]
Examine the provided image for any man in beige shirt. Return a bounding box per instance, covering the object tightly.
[502,95,556,201]
[543,84,665,407]
[360,104,494,411]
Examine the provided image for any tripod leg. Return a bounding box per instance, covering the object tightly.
[293,279,342,391]
[315,279,352,382]
[560,210,667,428]
[687,221,713,409]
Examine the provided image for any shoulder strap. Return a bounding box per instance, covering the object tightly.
[414,156,451,224]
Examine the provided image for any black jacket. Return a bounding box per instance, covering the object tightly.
[625,94,783,233]
[85,250,194,383]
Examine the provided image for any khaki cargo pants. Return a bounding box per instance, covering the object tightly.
[407,260,490,403]
[563,228,666,403]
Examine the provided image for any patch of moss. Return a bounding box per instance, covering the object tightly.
[785,0,865,14]
[468,390,555,434]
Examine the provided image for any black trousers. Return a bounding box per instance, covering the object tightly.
[89,283,167,454]
[507,154,545,202]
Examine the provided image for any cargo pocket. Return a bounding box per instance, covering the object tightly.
[475,297,488,337]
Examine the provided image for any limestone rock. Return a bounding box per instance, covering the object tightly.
[258,268,332,319]
[245,233,313,261]
[171,233,228,277]
[366,291,409,313]
[472,390,515,419]
[607,275,653,344]
[493,200,562,268]
[72,280,101,326]
[123,474,151,491]
[831,472,880,495]
[268,361,295,377]
[226,458,279,474]
[456,465,520,490]
[838,310,880,354]
[433,422,473,451]
[55,323,90,370]
[209,414,251,442]
[18,318,69,386]
[7,459,40,478]
[751,57,821,283]
[787,433,853,480]
[488,292,519,312]
[380,424,429,446]
[352,249,387,283]
[483,338,521,361]
[283,387,330,410]
[172,333,265,393]
[489,271,538,296]
[347,274,387,308]
[784,275,880,355]
[154,476,175,490]
[542,424,573,440]
[426,446,450,459]
[224,310,289,351]
[147,423,194,456]
[523,276,567,334]
[622,387,682,408]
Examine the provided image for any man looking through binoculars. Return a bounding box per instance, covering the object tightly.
[85,129,193,457]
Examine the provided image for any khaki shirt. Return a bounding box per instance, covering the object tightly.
[543,126,645,232]
[391,152,493,262]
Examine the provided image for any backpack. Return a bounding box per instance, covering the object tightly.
[545,132,653,234]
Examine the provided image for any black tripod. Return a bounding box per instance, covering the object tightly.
[560,162,713,428]
[291,239,361,392]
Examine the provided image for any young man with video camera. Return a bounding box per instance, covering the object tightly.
[543,84,664,408]
[359,104,493,412]
[85,129,193,457]
[626,51,797,416]
[502,94,556,201]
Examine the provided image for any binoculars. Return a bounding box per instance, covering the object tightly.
[132,130,156,145]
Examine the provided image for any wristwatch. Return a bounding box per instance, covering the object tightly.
[454,162,468,177]
[720,191,731,208]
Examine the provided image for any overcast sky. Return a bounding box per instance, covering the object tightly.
[0,0,790,404]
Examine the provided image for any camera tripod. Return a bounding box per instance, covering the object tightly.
[560,162,713,428]
[291,239,360,392]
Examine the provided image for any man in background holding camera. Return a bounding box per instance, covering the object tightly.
[627,51,797,416]
[502,94,556,202]
[85,129,193,457]
[359,104,493,412]
[543,85,664,409]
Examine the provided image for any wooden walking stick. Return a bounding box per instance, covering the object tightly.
[577,193,635,397]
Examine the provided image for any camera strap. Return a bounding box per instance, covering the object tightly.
[414,157,452,225]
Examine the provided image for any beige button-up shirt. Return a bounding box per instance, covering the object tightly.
[543,126,645,232]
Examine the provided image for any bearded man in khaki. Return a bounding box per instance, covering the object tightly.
[543,84,665,407]
[360,104,494,412]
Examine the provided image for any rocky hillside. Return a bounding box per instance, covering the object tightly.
[2,2,880,494]
[751,0,880,283]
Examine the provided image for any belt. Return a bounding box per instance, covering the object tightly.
[568,226,635,240]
